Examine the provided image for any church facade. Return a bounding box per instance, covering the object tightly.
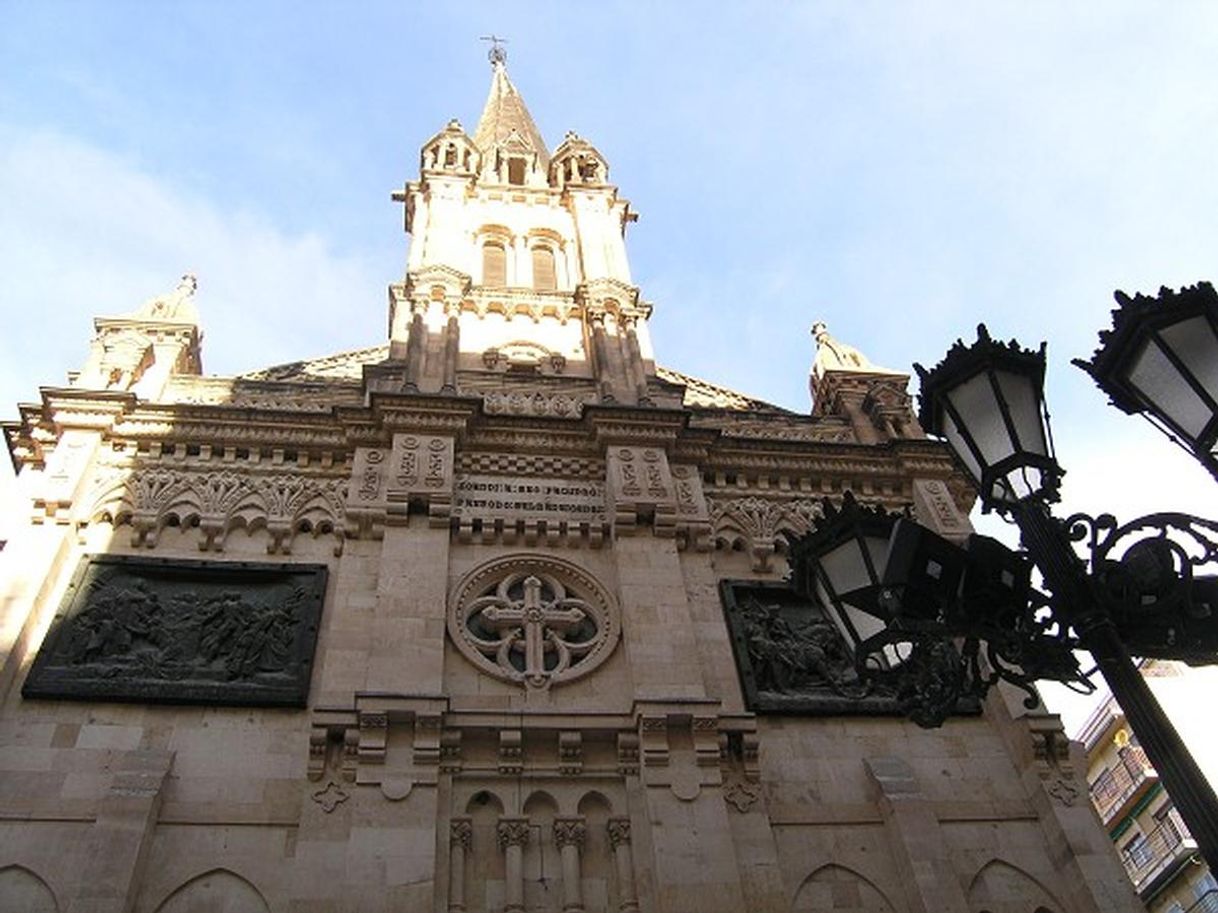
[0,58,1144,913]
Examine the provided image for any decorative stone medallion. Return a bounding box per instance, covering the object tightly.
[449,556,618,690]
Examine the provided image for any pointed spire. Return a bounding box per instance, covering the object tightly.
[472,58,550,168]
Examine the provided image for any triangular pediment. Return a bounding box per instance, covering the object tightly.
[236,345,791,415]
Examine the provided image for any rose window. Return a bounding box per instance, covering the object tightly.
[449,557,618,690]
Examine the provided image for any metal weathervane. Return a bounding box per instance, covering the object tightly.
[480,34,508,66]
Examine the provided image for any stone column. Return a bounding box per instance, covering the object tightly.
[607,817,639,913]
[403,303,427,392]
[838,393,880,444]
[448,817,472,913]
[513,235,528,287]
[553,817,587,913]
[621,316,650,404]
[441,301,460,393]
[497,816,531,913]
[588,310,616,402]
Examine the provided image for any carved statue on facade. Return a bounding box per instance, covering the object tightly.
[135,273,199,321]
[810,320,895,378]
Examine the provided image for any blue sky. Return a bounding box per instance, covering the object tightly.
[5,2,1218,725]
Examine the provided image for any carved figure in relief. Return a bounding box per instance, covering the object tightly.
[737,593,858,694]
[60,576,303,682]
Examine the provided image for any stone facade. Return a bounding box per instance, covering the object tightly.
[0,58,1145,913]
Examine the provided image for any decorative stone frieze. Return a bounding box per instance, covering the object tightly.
[79,464,347,554]
[669,463,712,550]
[707,495,822,571]
[605,445,677,535]
[382,432,455,526]
[481,389,594,418]
[559,731,583,775]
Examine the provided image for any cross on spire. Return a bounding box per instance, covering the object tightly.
[480,34,508,66]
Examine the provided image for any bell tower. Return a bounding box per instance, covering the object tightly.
[391,49,653,403]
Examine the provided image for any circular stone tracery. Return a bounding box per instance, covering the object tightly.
[449,556,619,690]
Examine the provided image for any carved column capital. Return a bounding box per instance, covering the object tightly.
[497,816,531,850]
[553,817,587,850]
[450,817,472,850]
[607,817,632,849]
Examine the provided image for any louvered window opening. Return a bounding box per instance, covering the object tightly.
[532,247,556,291]
[483,243,507,287]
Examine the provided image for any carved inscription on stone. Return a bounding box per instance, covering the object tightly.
[453,474,605,523]
[23,556,327,706]
[351,448,387,504]
[719,580,901,715]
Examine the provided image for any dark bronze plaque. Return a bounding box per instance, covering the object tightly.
[23,556,328,707]
[720,580,903,715]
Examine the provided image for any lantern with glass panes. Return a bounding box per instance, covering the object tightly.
[793,321,1218,872]
[1075,281,1218,482]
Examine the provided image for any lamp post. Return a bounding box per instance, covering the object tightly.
[915,323,1218,874]
[1075,281,1218,481]
[792,321,1218,874]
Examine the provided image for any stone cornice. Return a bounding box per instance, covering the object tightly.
[585,404,689,449]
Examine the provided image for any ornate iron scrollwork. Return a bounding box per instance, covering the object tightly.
[1066,511,1218,662]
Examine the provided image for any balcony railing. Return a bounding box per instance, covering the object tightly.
[1120,808,1196,889]
[1090,745,1155,822]
[1186,890,1218,913]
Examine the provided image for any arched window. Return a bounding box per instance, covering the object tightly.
[482,242,507,287]
[532,246,556,291]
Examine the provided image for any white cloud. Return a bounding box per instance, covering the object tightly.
[0,128,386,418]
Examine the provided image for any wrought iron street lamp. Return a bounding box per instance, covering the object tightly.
[912,323,1218,873]
[793,321,1218,873]
[1075,281,1218,481]
[791,493,1085,728]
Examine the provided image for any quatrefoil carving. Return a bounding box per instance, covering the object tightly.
[449,556,619,690]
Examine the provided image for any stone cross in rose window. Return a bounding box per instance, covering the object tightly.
[479,576,588,686]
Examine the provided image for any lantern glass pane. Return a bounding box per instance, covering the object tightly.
[814,579,883,651]
[1128,338,1210,438]
[994,465,1047,503]
[1159,315,1218,403]
[819,536,886,598]
[945,372,1013,468]
[995,368,1048,456]
[941,410,983,485]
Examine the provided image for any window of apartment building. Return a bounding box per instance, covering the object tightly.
[1124,832,1153,869]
